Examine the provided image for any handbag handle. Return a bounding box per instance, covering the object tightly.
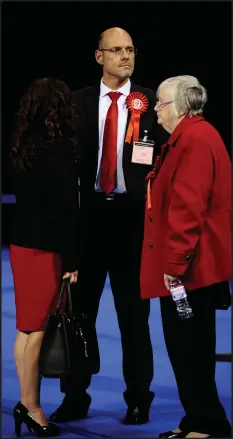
[56,279,73,316]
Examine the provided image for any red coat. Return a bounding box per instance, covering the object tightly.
[140,115,232,299]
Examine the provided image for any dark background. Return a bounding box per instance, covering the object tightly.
[2,0,232,195]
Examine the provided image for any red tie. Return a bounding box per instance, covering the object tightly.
[99,91,122,194]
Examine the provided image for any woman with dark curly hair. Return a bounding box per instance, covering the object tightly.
[9,77,79,437]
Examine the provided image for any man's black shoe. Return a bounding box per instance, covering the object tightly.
[49,393,91,423]
[122,406,149,425]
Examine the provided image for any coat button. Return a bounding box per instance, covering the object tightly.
[185,254,191,260]
[149,242,153,248]
[149,215,152,222]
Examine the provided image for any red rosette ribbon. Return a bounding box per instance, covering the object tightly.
[125,92,149,143]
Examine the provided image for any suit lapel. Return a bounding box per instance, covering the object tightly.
[125,82,140,130]
[88,83,146,171]
[123,83,143,163]
[89,83,139,161]
[86,84,100,146]
[125,83,150,141]
[89,82,139,144]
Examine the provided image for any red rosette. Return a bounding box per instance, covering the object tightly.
[125,92,149,143]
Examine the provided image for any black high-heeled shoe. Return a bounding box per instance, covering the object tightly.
[13,401,60,437]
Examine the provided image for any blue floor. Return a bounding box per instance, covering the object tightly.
[2,247,231,437]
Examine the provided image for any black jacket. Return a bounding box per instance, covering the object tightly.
[10,139,79,272]
[73,83,167,206]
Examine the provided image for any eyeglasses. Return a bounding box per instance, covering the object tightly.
[155,99,174,109]
[98,46,137,55]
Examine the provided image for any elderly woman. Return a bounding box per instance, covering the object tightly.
[140,76,231,438]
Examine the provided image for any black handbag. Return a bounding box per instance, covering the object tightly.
[39,279,99,379]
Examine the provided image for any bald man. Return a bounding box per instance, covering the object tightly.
[49,27,167,425]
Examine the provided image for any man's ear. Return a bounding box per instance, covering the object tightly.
[95,49,104,65]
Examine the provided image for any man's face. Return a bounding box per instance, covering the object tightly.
[95,30,135,81]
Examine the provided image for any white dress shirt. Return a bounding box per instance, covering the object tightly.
[95,79,131,193]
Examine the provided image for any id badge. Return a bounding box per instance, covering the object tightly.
[132,139,154,165]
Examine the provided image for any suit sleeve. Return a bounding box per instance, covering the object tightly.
[164,136,214,276]
[45,142,79,273]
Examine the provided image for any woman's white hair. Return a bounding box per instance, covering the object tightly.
[157,75,208,117]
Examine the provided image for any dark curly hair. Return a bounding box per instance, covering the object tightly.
[10,77,78,170]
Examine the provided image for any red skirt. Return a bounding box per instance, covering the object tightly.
[10,245,62,331]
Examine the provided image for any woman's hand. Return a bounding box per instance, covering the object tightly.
[63,270,78,284]
[164,274,180,290]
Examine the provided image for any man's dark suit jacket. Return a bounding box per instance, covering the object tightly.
[72,82,167,206]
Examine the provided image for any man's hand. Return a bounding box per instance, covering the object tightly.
[63,270,78,284]
[164,274,180,290]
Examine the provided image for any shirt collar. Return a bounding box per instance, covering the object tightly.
[100,78,131,98]
[167,115,205,147]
